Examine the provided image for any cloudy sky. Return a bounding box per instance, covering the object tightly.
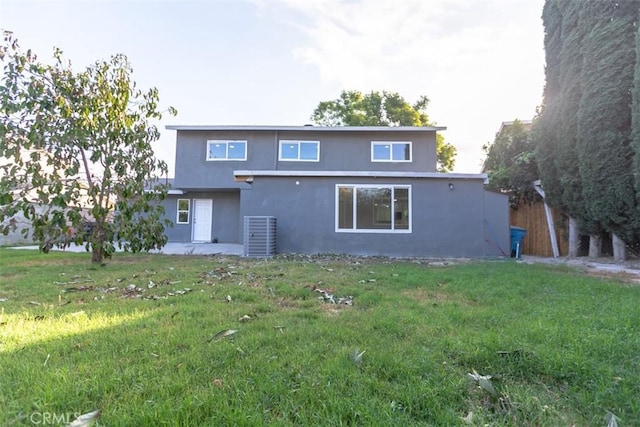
[1,0,545,175]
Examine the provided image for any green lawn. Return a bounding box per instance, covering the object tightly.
[0,249,638,426]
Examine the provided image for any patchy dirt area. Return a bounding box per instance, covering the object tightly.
[520,255,640,284]
[274,252,640,282]
[277,253,640,284]
[273,252,472,267]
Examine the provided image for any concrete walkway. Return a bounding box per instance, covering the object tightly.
[156,243,243,256]
[9,242,244,256]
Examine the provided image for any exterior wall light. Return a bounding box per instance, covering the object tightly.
[448,182,455,190]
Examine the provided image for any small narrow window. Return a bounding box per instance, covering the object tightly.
[279,140,320,161]
[371,141,412,162]
[177,199,190,224]
[207,140,247,161]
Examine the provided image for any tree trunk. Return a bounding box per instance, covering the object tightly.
[91,222,105,264]
[568,217,580,257]
[588,234,602,258]
[91,246,104,264]
[612,233,627,262]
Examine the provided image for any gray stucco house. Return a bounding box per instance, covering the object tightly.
[162,125,509,258]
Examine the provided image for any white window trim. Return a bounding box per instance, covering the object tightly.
[206,140,247,161]
[278,140,320,162]
[176,198,190,224]
[371,141,412,162]
[335,184,412,233]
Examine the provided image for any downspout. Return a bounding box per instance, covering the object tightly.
[482,180,487,257]
[533,180,559,258]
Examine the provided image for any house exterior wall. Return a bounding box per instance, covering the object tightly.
[174,130,253,190]
[163,191,240,243]
[0,209,35,245]
[483,191,510,257]
[0,203,92,246]
[173,129,438,189]
[165,125,508,258]
[239,176,491,258]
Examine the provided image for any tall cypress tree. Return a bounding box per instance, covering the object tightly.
[555,2,595,234]
[534,0,564,209]
[632,9,640,232]
[577,0,638,243]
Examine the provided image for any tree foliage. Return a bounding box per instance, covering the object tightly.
[632,12,640,227]
[311,90,457,172]
[576,1,638,241]
[482,120,538,205]
[0,32,177,263]
[532,0,564,210]
[555,1,589,229]
[534,0,640,248]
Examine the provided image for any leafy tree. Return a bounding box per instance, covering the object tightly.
[482,120,538,205]
[0,32,176,263]
[311,90,457,172]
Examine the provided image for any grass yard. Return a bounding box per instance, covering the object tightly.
[0,248,639,426]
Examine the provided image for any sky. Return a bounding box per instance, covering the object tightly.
[0,0,546,175]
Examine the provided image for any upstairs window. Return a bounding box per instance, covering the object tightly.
[371,141,412,162]
[279,140,320,161]
[207,140,247,161]
[336,185,411,233]
[177,199,190,224]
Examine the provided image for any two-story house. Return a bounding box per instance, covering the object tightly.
[162,125,510,258]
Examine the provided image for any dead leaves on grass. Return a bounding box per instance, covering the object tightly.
[467,369,513,415]
[310,284,354,306]
[68,410,100,427]
[208,329,239,342]
[351,348,366,366]
[198,266,243,285]
[52,272,194,301]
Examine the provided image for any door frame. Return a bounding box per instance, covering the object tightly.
[192,199,213,242]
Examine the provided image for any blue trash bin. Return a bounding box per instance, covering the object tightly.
[510,226,527,259]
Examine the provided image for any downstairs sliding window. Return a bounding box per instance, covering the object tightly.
[336,185,411,232]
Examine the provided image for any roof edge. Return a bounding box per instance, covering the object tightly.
[233,170,486,180]
[165,125,446,132]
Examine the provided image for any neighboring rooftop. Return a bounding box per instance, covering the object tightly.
[498,120,532,134]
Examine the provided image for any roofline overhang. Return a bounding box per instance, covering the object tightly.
[233,170,487,183]
[165,125,446,132]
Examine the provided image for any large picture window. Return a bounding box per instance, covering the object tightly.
[207,140,247,161]
[279,140,320,161]
[177,199,190,224]
[371,141,412,162]
[336,185,411,232]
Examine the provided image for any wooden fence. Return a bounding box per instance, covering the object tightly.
[510,200,569,257]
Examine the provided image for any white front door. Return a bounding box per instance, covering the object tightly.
[192,199,213,242]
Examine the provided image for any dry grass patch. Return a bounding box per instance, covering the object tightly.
[401,287,476,307]
[583,269,640,285]
[319,303,350,317]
